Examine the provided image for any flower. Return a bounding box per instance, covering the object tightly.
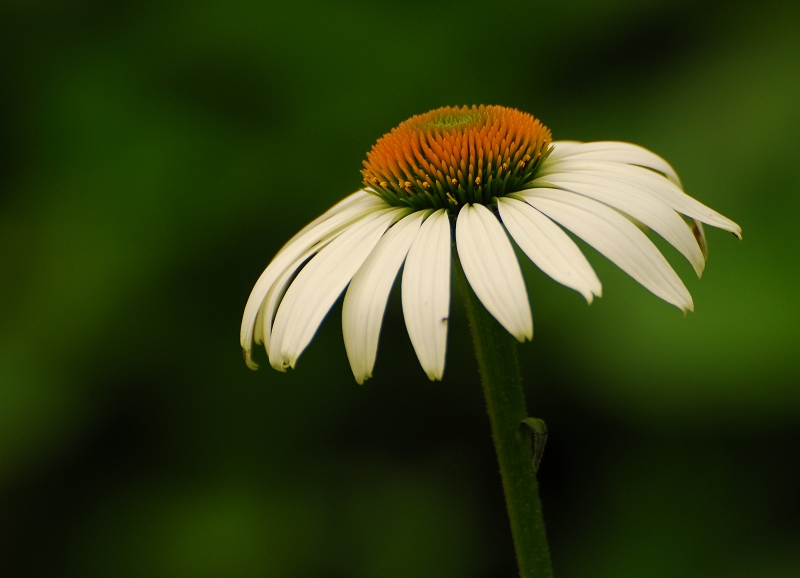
[241,105,741,383]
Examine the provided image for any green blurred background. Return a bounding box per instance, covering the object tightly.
[1,0,798,576]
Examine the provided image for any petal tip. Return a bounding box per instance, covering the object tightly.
[693,260,706,279]
[425,367,445,381]
[243,349,259,370]
[353,369,372,385]
[582,285,603,304]
[269,356,291,372]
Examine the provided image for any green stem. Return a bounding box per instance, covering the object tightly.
[455,257,554,578]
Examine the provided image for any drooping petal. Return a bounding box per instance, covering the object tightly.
[497,196,602,302]
[530,172,706,277]
[691,219,709,260]
[401,209,451,381]
[273,190,380,259]
[456,204,532,341]
[514,188,694,312]
[342,211,427,384]
[241,191,388,367]
[545,141,683,186]
[255,243,321,352]
[538,159,741,237]
[269,207,408,371]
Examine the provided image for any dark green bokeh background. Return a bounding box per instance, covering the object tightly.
[1,1,798,576]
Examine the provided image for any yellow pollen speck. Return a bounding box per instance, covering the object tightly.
[475,176,481,186]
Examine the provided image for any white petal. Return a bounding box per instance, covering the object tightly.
[514,188,694,312]
[401,209,452,381]
[255,242,321,351]
[497,197,602,302]
[342,211,427,384]
[273,191,380,259]
[531,172,706,277]
[550,141,582,152]
[545,141,683,186]
[691,219,709,260]
[538,159,741,237]
[269,207,407,371]
[240,191,386,368]
[456,204,532,341]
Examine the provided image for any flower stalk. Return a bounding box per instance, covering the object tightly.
[455,254,554,578]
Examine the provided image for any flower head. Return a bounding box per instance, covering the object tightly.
[241,105,740,383]
[362,106,551,210]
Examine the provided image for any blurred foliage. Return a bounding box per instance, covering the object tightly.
[1,0,798,576]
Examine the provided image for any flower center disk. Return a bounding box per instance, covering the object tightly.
[362,105,552,211]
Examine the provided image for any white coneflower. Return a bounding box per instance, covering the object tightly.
[241,105,740,383]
